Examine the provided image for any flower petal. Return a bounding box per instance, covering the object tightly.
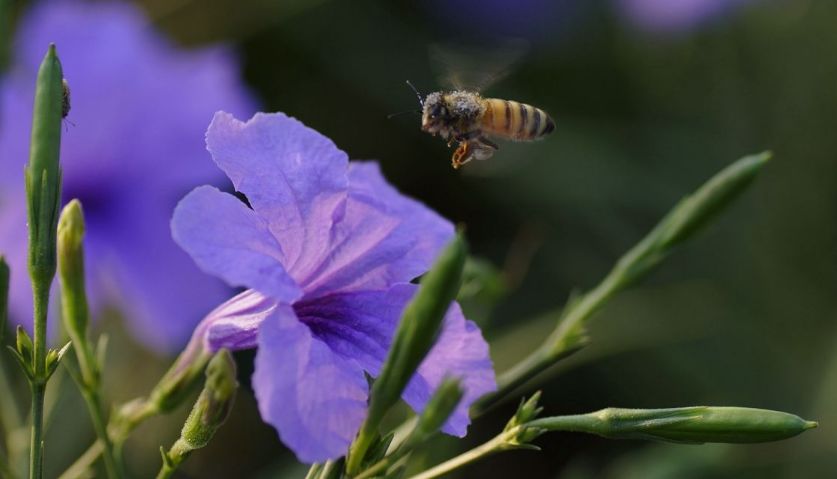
[206,112,348,273]
[253,304,369,463]
[300,162,454,296]
[403,301,497,437]
[296,284,495,436]
[199,289,279,352]
[293,285,413,373]
[171,185,301,302]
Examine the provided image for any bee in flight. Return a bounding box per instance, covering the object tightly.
[409,81,555,169]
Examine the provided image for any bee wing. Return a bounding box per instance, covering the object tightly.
[429,39,529,92]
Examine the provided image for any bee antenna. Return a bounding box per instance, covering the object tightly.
[386,109,421,120]
[405,80,424,107]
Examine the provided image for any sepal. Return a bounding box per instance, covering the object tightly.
[45,341,72,380]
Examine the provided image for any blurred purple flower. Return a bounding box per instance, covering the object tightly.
[0,1,254,350]
[172,112,496,462]
[617,0,756,33]
[421,0,577,42]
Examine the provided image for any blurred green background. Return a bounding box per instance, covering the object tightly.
[2,0,836,477]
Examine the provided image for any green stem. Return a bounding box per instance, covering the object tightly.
[406,429,515,479]
[303,463,322,479]
[473,154,769,414]
[60,343,209,479]
[78,390,120,479]
[345,428,374,476]
[155,443,183,479]
[155,465,173,479]
[354,449,408,479]
[317,459,341,479]
[27,384,43,479]
[28,282,49,479]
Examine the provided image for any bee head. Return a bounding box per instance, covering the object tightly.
[421,92,450,135]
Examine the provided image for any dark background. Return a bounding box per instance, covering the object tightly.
[4,0,837,477]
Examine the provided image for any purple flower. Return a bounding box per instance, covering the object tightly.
[420,0,577,42]
[172,112,496,462]
[616,0,757,33]
[0,1,254,350]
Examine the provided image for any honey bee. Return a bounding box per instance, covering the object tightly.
[417,86,555,169]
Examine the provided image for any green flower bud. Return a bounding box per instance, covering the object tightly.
[596,406,816,444]
[157,350,238,479]
[8,325,35,379]
[348,234,467,474]
[373,234,467,415]
[57,200,95,382]
[15,325,33,365]
[530,406,817,445]
[179,349,237,449]
[619,152,770,282]
[656,153,769,250]
[25,44,64,285]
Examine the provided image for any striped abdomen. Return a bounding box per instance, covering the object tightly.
[480,98,554,141]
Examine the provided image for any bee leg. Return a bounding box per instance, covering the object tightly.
[451,142,473,169]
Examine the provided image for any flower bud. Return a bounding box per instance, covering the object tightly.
[25,44,64,285]
[348,234,467,474]
[15,325,33,365]
[619,152,770,282]
[531,406,817,445]
[58,201,90,345]
[159,350,237,477]
[593,406,817,444]
[369,234,467,424]
[657,153,769,250]
[178,349,237,449]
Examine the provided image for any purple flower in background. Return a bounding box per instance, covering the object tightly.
[0,1,254,350]
[617,0,757,33]
[172,112,496,462]
[421,0,577,42]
